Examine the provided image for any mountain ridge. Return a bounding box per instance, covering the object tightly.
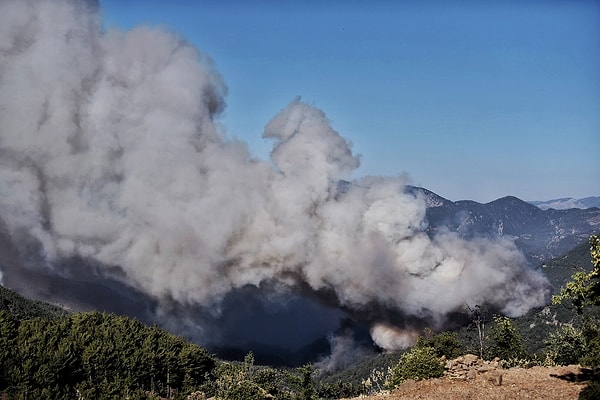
[407,186,600,263]
[529,196,600,210]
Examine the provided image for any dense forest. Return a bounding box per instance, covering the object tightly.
[0,287,331,399]
[0,309,215,399]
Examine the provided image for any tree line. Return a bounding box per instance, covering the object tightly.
[0,311,215,399]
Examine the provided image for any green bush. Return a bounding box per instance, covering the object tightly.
[545,326,585,365]
[223,379,268,400]
[318,380,360,400]
[252,367,289,398]
[387,346,444,389]
[416,329,462,358]
[207,355,320,400]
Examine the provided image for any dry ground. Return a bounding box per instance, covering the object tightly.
[345,365,590,400]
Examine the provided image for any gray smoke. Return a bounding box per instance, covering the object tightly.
[0,0,550,351]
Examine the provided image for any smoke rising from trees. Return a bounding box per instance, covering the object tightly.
[0,0,549,351]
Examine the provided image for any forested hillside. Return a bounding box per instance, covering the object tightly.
[540,240,594,290]
[0,308,215,399]
[0,285,66,320]
[0,286,330,400]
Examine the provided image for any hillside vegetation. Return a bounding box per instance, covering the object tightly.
[0,285,66,320]
[0,286,333,399]
[0,310,215,399]
[1,236,600,399]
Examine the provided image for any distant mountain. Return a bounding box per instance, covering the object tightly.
[409,187,600,263]
[529,196,600,210]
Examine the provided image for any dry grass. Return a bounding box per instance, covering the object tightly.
[344,365,589,400]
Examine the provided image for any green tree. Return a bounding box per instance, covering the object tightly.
[252,367,289,399]
[487,315,525,361]
[552,235,600,369]
[387,346,444,389]
[416,328,462,359]
[553,235,600,312]
[545,326,586,366]
[179,342,216,392]
[209,354,272,400]
[294,364,316,400]
[552,235,600,398]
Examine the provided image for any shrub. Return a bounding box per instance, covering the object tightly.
[318,380,360,400]
[416,329,462,358]
[545,326,585,366]
[361,367,392,396]
[210,354,276,400]
[223,379,268,400]
[387,346,444,389]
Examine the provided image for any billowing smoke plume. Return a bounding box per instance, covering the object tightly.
[0,0,549,351]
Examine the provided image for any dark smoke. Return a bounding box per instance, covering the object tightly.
[0,0,550,357]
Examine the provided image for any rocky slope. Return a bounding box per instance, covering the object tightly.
[409,187,600,263]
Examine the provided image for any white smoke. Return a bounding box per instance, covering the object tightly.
[0,0,550,349]
[370,324,419,351]
[315,332,374,373]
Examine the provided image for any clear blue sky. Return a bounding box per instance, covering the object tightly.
[100,0,600,203]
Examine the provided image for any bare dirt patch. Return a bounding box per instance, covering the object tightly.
[345,365,589,400]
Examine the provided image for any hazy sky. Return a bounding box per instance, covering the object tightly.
[100,0,599,203]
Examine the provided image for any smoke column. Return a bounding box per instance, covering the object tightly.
[0,0,549,350]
